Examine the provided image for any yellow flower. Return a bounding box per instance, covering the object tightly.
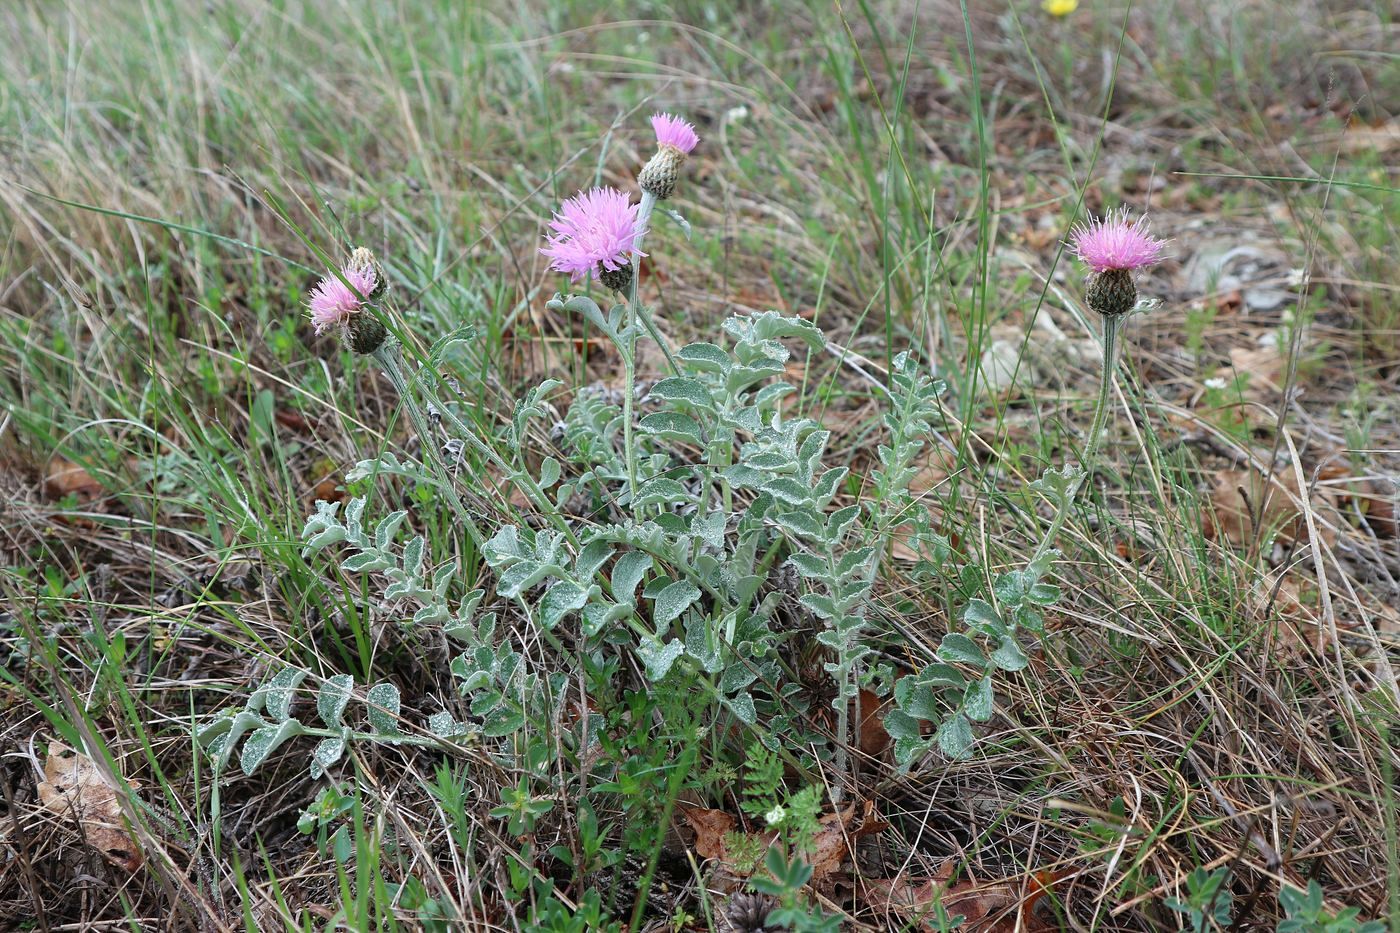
[1042,0,1078,15]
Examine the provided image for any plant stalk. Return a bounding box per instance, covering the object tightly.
[1032,313,1121,564]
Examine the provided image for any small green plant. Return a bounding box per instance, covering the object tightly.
[1277,881,1385,933]
[1164,866,1234,932]
[297,784,357,863]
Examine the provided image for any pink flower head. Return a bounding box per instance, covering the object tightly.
[1070,208,1166,274]
[540,187,644,284]
[651,112,699,154]
[308,263,377,336]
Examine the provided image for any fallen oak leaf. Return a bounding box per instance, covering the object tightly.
[683,806,736,861]
[43,456,103,503]
[37,741,144,872]
[862,866,1058,933]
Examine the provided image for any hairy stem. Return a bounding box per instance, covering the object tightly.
[1032,313,1121,564]
[374,341,488,552]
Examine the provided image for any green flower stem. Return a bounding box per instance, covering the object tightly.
[1032,313,1121,564]
[374,341,488,553]
[619,190,661,508]
[378,342,580,550]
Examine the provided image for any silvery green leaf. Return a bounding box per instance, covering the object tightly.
[638,411,703,446]
[575,539,614,580]
[773,511,823,539]
[201,709,267,771]
[310,735,346,779]
[1014,605,1046,635]
[239,719,304,775]
[538,457,561,489]
[636,637,684,681]
[344,497,366,529]
[482,525,524,566]
[722,463,766,489]
[797,430,830,471]
[496,559,560,598]
[539,580,592,629]
[937,633,986,668]
[317,674,355,728]
[799,593,838,620]
[894,676,940,720]
[659,206,691,239]
[580,600,631,637]
[427,712,470,740]
[366,683,401,734]
[1029,464,1083,506]
[1026,582,1061,606]
[894,735,933,768]
[836,546,876,580]
[678,342,730,374]
[650,377,714,410]
[261,668,308,722]
[720,662,758,694]
[652,581,701,626]
[689,511,725,550]
[963,675,994,721]
[991,636,1029,671]
[726,692,757,725]
[632,478,694,510]
[918,664,966,690]
[611,552,652,603]
[551,295,616,341]
[810,468,848,505]
[825,505,862,542]
[762,477,815,506]
[786,552,828,580]
[883,709,922,739]
[642,575,674,599]
[432,562,455,598]
[342,551,392,573]
[403,536,425,579]
[936,712,974,759]
[752,382,794,409]
[685,613,726,673]
[374,511,408,551]
[482,705,525,737]
[963,599,1005,637]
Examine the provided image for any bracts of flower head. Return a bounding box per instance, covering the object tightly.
[638,112,700,201]
[308,248,388,354]
[539,187,645,294]
[1070,208,1166,317]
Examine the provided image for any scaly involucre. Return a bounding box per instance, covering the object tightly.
[1070,208,1166,273]
[540,187,644,284]
[308,264,377,335]
[651,112,699,154]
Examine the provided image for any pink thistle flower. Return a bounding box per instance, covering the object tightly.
[651,112,699,155]
[1070,208,1166,274]
[540,187,644,285]
[308,263,377,336]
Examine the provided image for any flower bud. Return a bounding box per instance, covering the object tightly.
[639,113,699,201]
[347,247,387,300]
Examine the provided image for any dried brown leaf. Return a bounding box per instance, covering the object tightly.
[37,741,144,872]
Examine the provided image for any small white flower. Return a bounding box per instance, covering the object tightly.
[725,105,749,123]
[764,805,785,826]
[1204,377,1228,390]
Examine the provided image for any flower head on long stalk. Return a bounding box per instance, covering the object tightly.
[639,112,700,200]
[308,251,387,353]
[1070,208,1167,317]
[541,187,644,292]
